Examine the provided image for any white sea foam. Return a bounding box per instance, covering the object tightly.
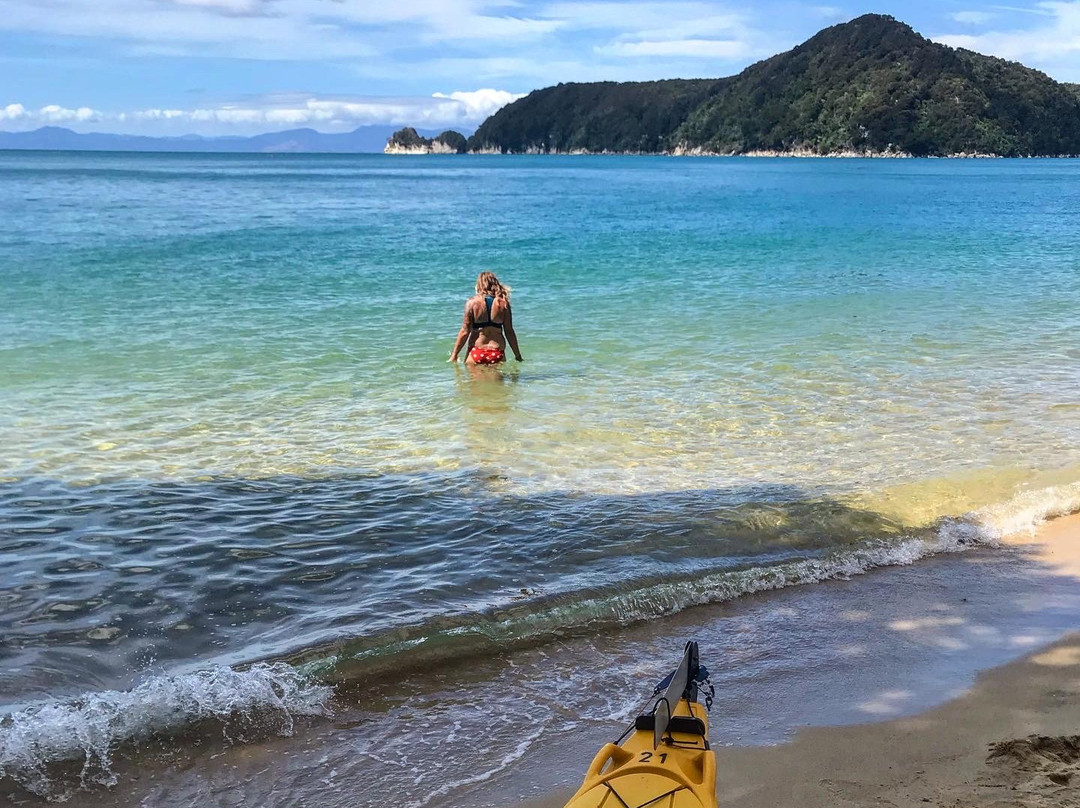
[377,483,1080,807]
[407,722,549,808]
[2,482,1078,801]
[963,481,1080,540]
[611,482,1080,622]
[452,481,1080,651]
[0,663,331,798]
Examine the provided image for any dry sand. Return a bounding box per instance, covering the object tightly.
[712,514,1080,808]
[712,633,1080,808]
[529,514,1080,808]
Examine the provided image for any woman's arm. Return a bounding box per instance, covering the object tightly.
[449,301,474,362]
[502,304,523,361]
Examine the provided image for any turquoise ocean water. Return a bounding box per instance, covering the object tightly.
[2,152,1080,803]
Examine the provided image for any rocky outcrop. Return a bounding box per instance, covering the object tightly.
[384,128,468,154]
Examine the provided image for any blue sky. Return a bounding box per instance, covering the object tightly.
[2,1,1079,136]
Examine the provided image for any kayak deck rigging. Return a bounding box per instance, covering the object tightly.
[562,642,717,808]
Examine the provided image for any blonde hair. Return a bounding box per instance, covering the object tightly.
[475,271,511,301]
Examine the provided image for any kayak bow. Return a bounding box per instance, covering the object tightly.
[563,641,717,808]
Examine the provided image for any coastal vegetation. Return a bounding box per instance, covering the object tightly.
[385,127,468,154]
[433,130,468,153]
[467,79,724,154]
[466,14,1080,157]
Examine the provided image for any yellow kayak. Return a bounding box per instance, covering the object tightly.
[563,642,717,808]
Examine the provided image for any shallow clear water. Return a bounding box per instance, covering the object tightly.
[2,153,1080,801]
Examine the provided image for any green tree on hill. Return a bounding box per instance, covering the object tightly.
[434,130,468,153]
[468,80,724,153]
[675,15,1080,156]
[387,127,429,149]
[465,14,1080,157]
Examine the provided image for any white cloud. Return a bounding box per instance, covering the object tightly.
[362,53,630,87]
[315,0,564,42]
[0,104,101,123]
[418,14,563,42]
[0,0,559,59]
[596,38,752,59]
[133,108,188,120]
[40,105,99,122]
[539,1,763,64]
[934,1,1080,75]
[951,11,996,25]
[811,6,845,19]
[540,1,749,42]
[431,89,526,120]
[161,0,278,16]
[540,1,737,32]
[0,0,576,63]
[203,92,524,128]
[0,0,768,60]
[0,90,521,135]
[189,107,266,123]
[0,0,374,59]
[0,103,27,120]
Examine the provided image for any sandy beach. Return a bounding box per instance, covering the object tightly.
[711,639,1080,807]
[712,515,1080,808]
[4,154,1080,808]
[5,508,1080,808]
[7,5,1080,804]
[711,641,1080,807]
[523,514,1080,808]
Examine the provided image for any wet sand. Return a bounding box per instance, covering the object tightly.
[7,515,1080,808]
[527,514,1080,808]
[719,515,1080,808]
[708,634,1080,808]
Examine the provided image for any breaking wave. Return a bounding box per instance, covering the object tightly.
[0,663,331,799]
[3,480,1079,800]
[300,481,1080,682]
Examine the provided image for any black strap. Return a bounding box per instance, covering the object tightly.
[639,787,687,808]
[602,783,632,808]
[472,296,501,330]
[604,782,687,808]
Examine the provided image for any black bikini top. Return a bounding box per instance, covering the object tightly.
[472,295,503,330]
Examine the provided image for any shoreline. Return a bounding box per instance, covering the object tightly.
[709,640,1080,808]
[5,513,1080,807]
[529,635,1080,808]
[706,515,1080,808]
[3,147,1078,157]
[440,148,1077,158]
[520,513,1080,808]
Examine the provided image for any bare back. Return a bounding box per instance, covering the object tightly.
[466,294,508,350]
[449,281,522,364]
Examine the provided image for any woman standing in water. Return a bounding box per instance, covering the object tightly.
[449,271,523,364]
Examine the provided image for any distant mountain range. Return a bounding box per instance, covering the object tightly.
[0,124,465,153]
[469,14,1080,157]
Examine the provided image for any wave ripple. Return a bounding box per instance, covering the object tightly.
[0,663,331,798]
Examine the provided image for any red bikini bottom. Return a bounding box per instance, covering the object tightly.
[469,346,505,365]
